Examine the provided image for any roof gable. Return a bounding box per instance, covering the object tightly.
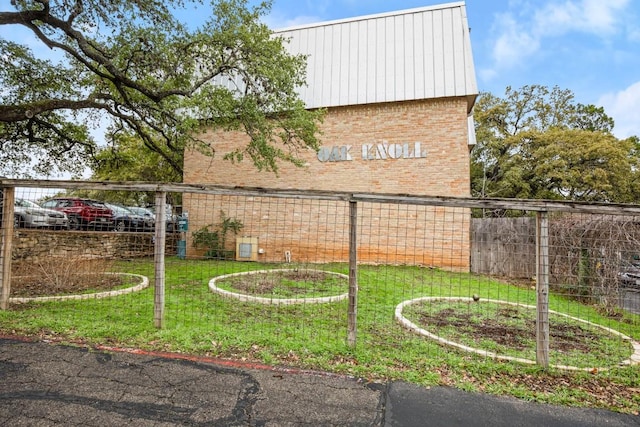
[276,2,478,111]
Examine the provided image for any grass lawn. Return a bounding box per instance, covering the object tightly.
[1,257,639,414]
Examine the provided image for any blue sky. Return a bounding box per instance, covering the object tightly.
[2,0,638,140]
[258,0,640,140]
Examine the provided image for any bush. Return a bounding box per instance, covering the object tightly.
[191,211,243,259]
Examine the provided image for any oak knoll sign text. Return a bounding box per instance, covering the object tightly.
[317,142,428,162]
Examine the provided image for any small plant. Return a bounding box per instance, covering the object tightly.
[191,211,243,259]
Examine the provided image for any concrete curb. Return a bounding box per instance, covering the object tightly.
[395,296,640,371]
[9,273,149,303]
[208,269,349,305]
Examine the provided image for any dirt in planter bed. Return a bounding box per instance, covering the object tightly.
[9,274,126,297]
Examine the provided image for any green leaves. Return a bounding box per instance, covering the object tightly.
[472,85,638,205]
[1,0,322,178]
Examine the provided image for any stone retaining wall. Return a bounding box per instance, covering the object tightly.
[12,229,179,261]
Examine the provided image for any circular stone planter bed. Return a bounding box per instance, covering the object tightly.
[209,269,349,305]
[395,296,640,371]
[9,273,149,303]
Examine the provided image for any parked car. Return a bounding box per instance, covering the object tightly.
[138,204,181,232]
[618,258,640,288]
[14,198,69,229]
[126,206,156,231]
[105,203,150,232]
[41,197,114,230]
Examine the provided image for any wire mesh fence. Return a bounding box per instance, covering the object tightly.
[1,180,639,376]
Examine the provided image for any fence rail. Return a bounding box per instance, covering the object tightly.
[1,179,640,372]
[5,178,640,212]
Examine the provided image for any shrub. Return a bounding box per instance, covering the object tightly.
[191,211,243,259]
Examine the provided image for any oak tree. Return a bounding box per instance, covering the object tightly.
[471,85,639,204]
[0,0,322,178]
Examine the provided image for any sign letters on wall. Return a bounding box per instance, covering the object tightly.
[317,141,427,162]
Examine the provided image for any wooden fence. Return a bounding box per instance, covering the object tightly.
[471,217,536,279]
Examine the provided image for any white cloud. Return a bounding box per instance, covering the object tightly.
[490,13,540,69]
[487,0,630,74]
[533,0,628,37]
[598,81,640,139]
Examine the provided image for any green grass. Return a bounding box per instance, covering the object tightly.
[1,258,639,414]
[402,299,633,368]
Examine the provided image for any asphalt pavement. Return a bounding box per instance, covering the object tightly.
[0,337,638,426]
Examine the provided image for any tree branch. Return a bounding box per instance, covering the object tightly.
[0,98,107,122]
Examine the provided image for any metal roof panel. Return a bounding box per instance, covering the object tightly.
[276,2,477,110]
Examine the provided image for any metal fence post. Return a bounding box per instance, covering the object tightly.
[347,200,358,347]
[536,211,550,367]
[0,187,15,310]
[153,191,167,328]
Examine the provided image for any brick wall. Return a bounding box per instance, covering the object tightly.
[183,98,471,269]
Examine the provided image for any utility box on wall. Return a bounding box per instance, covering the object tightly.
[236,236,258,261]
[177,217,188,232]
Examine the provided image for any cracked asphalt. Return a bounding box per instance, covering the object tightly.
[0,338,638,426]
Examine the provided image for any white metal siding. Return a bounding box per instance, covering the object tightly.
[276,2,477,110]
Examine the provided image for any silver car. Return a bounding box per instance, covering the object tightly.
[14,198,69,229]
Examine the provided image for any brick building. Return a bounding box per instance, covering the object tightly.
[183,2,478,269]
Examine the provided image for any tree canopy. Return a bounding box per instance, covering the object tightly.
[471,85,640,205]
[73,132,184,206]
[91,133,181,184]
[0,0,323,179]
